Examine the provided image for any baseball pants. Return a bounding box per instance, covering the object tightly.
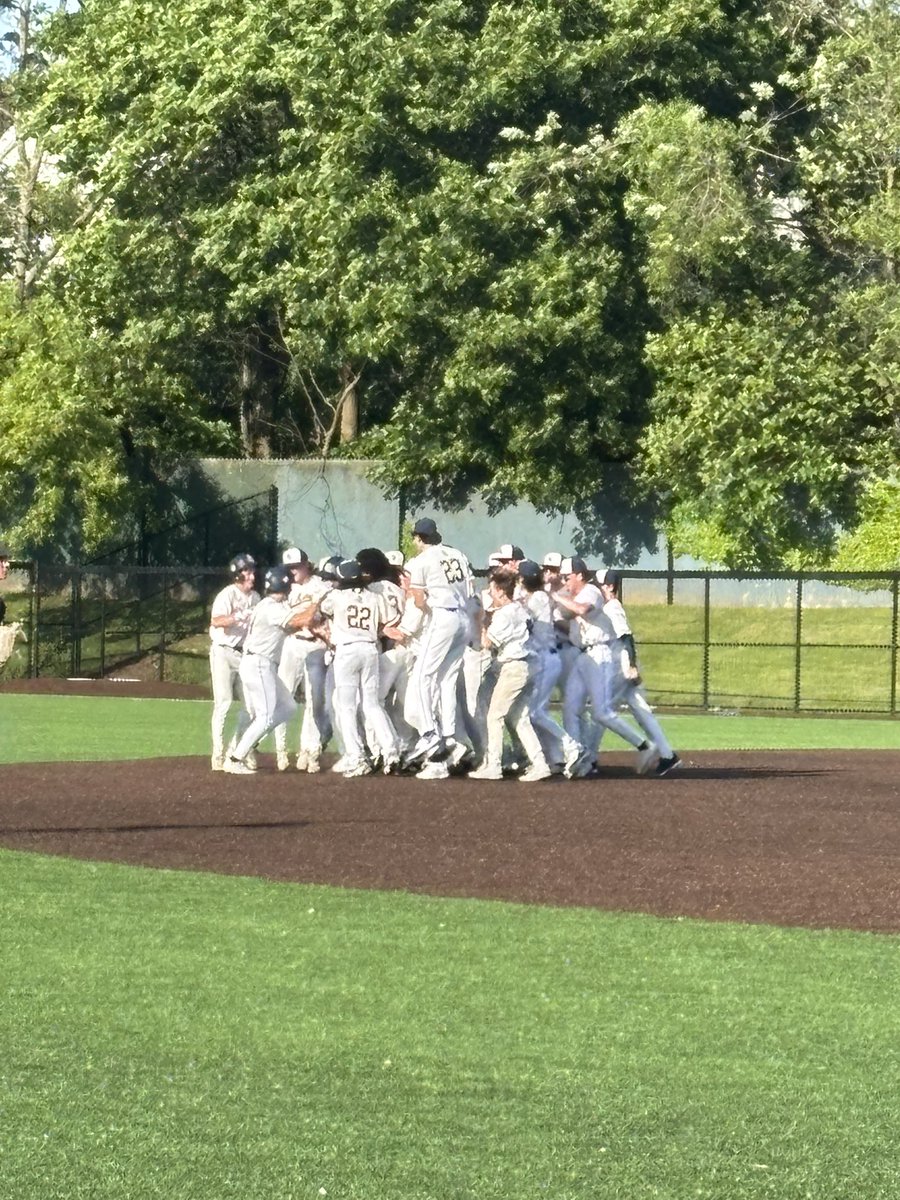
[232,652,298,761]
[332,642,398,768]
[274,639,331,757]
[209,643,251,762]
[409,608,469,739]
[480,659,548,772]
[563,648,644,750]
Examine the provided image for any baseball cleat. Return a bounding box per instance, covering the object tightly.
[562,739,583,773]
[343,762,373,779]
[635,743,661,776]
[276,752,290,772]
[655,753,682,777]
[224,756,255,775]
[416,761,450,781]
[519,762,553,783]
[566,750,594,779]
[404,731,442,768]
[211,754,225,772]
[306,753,321,774]
[295,751,309,772]
[468,764,503,781]
[331,756,349,774]
[246,750,258,771]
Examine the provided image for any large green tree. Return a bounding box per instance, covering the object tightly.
[3,0,898,565]
[23,0,801,557]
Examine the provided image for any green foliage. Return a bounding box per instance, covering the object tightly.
[0,0,898,565]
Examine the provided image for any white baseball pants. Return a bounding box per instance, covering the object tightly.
[332,642,398,768]
[409,608,469,739]
[209,643,251,761]
[232,652,298,761]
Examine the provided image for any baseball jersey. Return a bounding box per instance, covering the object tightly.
[209,584,260,648]
[523,589,556,653]
[287,574,331,641]
[571,583,616,648]
[367,578,405,627]
[406,543,474,610]
[319,586,392,648]
[486,602,532,663]
[242,596,298,663]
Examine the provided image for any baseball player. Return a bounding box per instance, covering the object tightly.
[517,559,583,774]
[317,558,399,778]
[468,569,552,782]
[224,565,314,773]
[208,553,260,771]
[597,569,681,776]
[357,547,418,759]
[555,558,659,775]
[392,517,474,774]
[274,547,331,773]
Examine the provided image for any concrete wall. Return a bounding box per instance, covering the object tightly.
[198,458,672,571]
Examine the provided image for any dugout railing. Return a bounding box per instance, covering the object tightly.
[1,565,898,715]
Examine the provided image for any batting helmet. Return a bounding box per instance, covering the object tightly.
[229,553,256,579]
[264,565,292,594]
[316,554,343,581]
[335,558,364,587]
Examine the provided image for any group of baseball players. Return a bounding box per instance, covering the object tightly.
[207,517,680,782]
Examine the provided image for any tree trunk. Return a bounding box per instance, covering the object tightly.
[339,362,358,443]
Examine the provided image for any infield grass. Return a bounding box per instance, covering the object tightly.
[3,850,900,1200]
[0,693,897,763]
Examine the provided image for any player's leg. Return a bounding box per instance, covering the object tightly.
[209,644,240,770]
[274,638,304,769]
[331,646,368,774]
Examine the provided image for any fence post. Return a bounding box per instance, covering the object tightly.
[891,574,898,717]
[29,560,39,678]
[702,576,710,709]
[793,577,803,712]
[159,568,168,682]
[70,569,83,676]
[666,541,674,606]
[99,587,107,677]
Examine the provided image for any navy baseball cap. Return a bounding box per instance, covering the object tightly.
[517,559,541,580]
[598,568,623,589]
[413,517,438,537]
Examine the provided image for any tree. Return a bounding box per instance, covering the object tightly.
[24,0,811,558]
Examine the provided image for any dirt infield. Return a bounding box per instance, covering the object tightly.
[0,676,208,699]
[1,750,898,932]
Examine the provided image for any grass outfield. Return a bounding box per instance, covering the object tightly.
[0,693,898,763]
[2,700,899,1198]
[3,852,900,1200]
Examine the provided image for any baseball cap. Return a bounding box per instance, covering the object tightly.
[282,547,309,565]
[597,568,623,589]
[542,551,563,569]
[559,556,589,577]
[385,550,405,567]
[492,543,524,562]
[517,559,541,580]
[412,517,438,537]
[487,552,505,569]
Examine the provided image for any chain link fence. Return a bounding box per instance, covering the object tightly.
[1,565,898,714]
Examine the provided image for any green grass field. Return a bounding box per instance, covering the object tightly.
[1,696,899,1199]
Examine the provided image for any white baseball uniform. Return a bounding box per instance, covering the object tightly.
[231,596,300,761]
[275,574,332,760]
[209,583,260,765]
[561,582,644,750]
[406,542,474,742]
[319,585,398,770]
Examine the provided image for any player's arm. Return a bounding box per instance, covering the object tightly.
[553,590,594,618]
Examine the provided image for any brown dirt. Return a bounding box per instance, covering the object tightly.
[1,750,898,932]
